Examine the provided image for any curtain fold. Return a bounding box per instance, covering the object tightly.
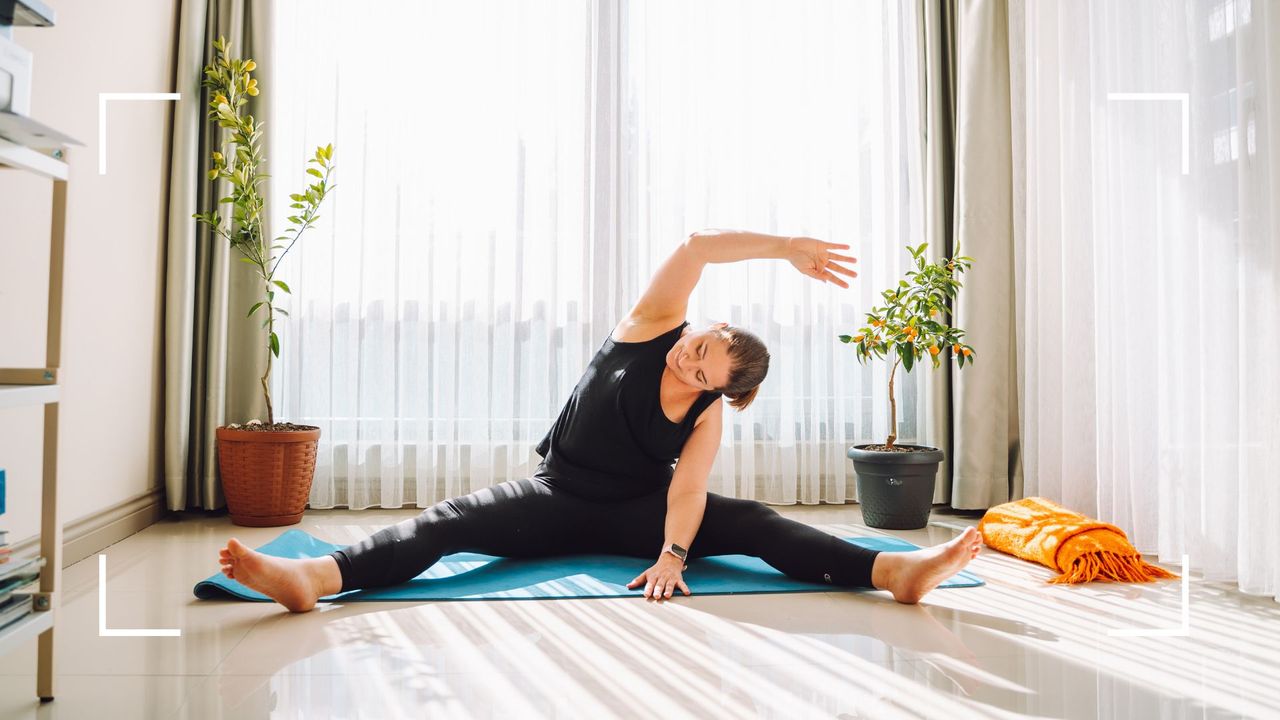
[951,0,1020,508]
[916,0,1021,508]
[916,0,957,504]
[163,0,274,511]
[1016,0,1280,601]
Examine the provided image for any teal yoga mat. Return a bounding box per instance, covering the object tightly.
[194,529,983,602]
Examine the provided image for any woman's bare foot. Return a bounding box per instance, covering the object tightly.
[871,526,983,604]
[218,537,340,613]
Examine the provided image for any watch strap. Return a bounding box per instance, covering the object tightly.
[662,542,688,567]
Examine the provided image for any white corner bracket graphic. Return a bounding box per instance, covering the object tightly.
[98,92,182,175]
[98,554,181,637]
[1106,92,1190,175]
[1106,554,1190,638]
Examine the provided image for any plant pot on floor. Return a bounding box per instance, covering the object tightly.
[847,444,944,530]
[216,424,320,527]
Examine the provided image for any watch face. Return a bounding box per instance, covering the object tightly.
[670,543,687,558]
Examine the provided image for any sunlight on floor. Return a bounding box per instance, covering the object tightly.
[0,505,1275,719]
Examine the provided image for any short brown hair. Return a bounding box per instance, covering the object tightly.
[714,326,770,410]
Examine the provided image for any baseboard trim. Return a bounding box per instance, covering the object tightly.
[9,486,169,568]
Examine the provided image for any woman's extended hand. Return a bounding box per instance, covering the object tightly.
[786,237,859,288]
[627,554,691,601]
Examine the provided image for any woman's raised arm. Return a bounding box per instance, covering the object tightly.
[620,230,859,335]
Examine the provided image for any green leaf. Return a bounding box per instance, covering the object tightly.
[274,307,290,317]
[899,344,915,372]
[269,332,280,358]
[247,301,264,318]
[306,168,323,178]
[268,291,275,302]
[239,257,257,265]
[273,280,292,294]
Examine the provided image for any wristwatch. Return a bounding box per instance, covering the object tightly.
[662,542,689,568]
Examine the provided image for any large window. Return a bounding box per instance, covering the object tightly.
[271,0,926,508]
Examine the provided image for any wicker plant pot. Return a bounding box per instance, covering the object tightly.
[216,425,320,527]
[847,444,944,530]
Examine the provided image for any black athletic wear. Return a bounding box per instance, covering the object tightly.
[329,476,881,593]
[535,321,720,501]
[327,321,882,594]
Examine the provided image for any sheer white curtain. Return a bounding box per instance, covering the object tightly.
[621,0,930,503]
[1015,0,1280,600]
[269,0,929,508]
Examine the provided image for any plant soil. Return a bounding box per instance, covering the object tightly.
[863,444,931,453]
[224,422,319,432]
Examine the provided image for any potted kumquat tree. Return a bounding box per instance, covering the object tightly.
[840,243,974,529]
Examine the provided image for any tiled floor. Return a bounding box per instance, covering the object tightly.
[1,505,1277,719]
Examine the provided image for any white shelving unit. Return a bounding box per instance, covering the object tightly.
[0,134,68,703]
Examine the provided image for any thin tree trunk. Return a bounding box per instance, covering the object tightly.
[261,292,274,426]
[886,356,901,449]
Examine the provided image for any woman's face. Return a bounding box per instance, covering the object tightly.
[665,324,732,391]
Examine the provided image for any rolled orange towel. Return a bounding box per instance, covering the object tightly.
[979,497,1178,584]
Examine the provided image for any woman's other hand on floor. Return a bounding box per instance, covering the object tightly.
[785,237,858,288]
[627,554,691,601]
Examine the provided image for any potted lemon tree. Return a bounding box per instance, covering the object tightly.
[840,244,974,529]
[193,37,336,527]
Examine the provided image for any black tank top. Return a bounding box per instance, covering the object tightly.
[535,321,722,501]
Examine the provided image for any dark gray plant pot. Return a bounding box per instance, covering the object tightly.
[847,444,944,530]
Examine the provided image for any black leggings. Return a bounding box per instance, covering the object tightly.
[328,476,881,593]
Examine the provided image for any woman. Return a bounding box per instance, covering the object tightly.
[217,229,982,612]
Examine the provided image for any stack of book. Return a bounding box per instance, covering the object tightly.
[0,546,44,631]
[1,469,6,565]
[2,466,46,629]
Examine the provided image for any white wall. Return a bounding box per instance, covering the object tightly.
[0,0,178,546]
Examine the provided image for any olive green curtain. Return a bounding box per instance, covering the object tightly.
[163,0,274,511]
[917,0,1021,509]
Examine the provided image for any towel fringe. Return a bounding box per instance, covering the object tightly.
[1049,551,1178,585]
